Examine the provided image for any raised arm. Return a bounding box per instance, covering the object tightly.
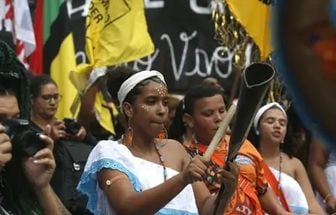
[77,80,100,129]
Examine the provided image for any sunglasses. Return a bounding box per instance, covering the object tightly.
[40,94,62,103]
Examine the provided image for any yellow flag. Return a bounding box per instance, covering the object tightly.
[226,0,272,59]
[51,34,79,119]
[71,0,154,134]
[42,0,90,120]
[87,0,154,67]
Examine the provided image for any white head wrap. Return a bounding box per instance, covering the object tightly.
[253,102,287,135]
[117,70,166,106]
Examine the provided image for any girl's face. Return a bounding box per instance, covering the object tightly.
[259,108,287,144]
[31,83,60,119]
[130,80,169,137]
[187,94,226,144]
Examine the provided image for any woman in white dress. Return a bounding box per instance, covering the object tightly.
[77,67,239,215]
[251,102,323,214]
[309,137,336,214]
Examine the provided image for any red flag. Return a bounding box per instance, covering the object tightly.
[29,0,43,74]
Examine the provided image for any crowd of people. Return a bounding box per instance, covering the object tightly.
[0,37,335,215]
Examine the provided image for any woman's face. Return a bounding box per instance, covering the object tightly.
[130,80,169,137]
[31,83,60,119]
[188,94,226,144]
[259,108,287,144]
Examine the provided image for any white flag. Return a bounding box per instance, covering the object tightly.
[0,0,36,67]
[13,0,36,57]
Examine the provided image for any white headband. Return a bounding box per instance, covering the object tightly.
[117,70,166,106]
[253,102,287,135]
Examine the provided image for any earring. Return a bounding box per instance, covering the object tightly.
[157,127,168,139]
[192,134,199,144]
[255,129,260,135]
[124,127,133,147]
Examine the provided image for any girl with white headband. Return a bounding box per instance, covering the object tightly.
[77,67,239,215]
[252,102,323,215]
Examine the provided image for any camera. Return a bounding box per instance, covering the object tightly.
[2,119,45,157]
[63,118,81,135]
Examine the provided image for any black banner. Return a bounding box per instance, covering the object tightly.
[132,0,237,93]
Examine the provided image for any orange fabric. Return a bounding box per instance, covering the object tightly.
[188,135,267,214]
[261,161,291,212]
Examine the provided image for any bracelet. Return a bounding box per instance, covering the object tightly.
[323,193,333,203]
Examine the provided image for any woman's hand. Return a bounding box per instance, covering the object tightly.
[181,155,208,184]
[23,134,55,190]
[0,124,12,166]
[66,126,87,141]
[326,196,336,214]
[49,120,66,141]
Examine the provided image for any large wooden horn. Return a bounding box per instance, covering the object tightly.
[213,62,275,215]
[227,63,275,161]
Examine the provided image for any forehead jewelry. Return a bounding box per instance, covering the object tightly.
[154,85,167,97]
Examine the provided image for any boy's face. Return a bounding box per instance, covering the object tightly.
[189,94,226,144]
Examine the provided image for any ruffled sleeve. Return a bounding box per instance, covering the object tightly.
[77,141,142,215]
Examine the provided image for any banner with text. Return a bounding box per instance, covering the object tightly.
[132,0,238,93]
